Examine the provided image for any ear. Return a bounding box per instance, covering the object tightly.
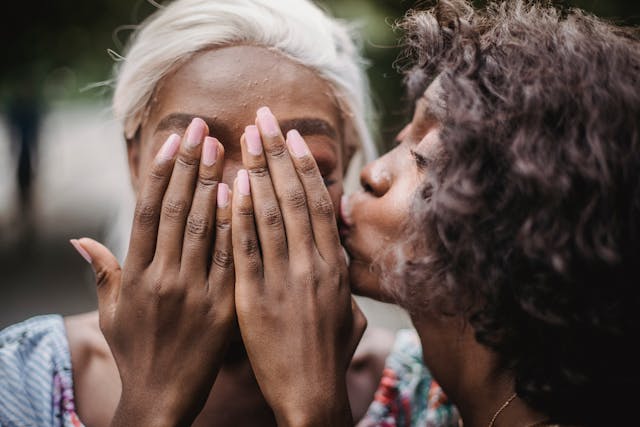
[126,133,141,193]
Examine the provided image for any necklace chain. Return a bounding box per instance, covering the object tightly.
[488,392,517,427]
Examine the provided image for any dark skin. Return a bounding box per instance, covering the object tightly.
[330,81,550,426]
[68,45,389,427]
[232,108,366,426]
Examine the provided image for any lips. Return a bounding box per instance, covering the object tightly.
[339,194,354,239]
[340,194,354,227]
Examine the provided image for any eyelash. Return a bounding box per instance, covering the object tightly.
[323,178,337,187]
[410,149,431,170]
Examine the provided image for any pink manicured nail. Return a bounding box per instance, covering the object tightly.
[257,106,280,136]
[245,125,263,155]
[158,133,181,161]
[237,169,250,196]
[70,239,92,264]
[202,137,219,166]
[186,117,207,148]
[217,183,230,207]
[286,130,309,157]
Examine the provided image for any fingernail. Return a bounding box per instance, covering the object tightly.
[202,137,219,166]
[70,239,92,264]
[217,183,230,207]
[186,117,207,148]
[245,125,263,155]
[237,169,250,196]
[257,106,279,136]
[158,134,181,161]
[286,130,309,157]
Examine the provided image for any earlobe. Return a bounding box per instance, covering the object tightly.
[126,134,141,192]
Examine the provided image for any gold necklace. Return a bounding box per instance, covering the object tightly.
[488,392,517,427]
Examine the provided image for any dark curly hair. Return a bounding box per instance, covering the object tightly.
[398,1,640,425]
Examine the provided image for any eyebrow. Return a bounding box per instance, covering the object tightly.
[155,113,338,141]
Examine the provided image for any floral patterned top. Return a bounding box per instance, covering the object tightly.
[0,315,83,427]
[359,329,460,427]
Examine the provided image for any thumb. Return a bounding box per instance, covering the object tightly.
[70,238,121,311]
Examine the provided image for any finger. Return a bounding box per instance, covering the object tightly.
[70,238,122,321]
[255,107,314,258]
[241,125,287,264]
[181,137,225,277]
[231,169,263,284]
[286,129,341,260]
[208,183,234,291]
[126,133,180,269]
[156,117,208,265]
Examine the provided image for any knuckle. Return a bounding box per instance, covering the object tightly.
[249,166,269,179]
[241,237,260,256]
[212,249,234,270]
[216,217,231,233]
[95,265,121,289]
[163,199,189,220]
[297,157,318,176]
[197,175,219,190]
[259,203,283,227]
[134,201,158,228]
[245,257,262,276]
[237,204,254,218]
[265,142,288,158]
[175,155,199,169]
[149,275,184,302]
[185,214,210,240]
[311,196,335,219]
[148,164,169,184]
[283,188,307,210]
[291,264,318,286]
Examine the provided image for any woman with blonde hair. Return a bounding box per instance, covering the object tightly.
[0,1,385,426]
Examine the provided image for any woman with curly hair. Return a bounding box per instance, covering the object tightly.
[221,1,639,426]
[65,0,638,426]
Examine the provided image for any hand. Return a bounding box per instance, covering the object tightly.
[70,118,235,427]
[232,107,367,427]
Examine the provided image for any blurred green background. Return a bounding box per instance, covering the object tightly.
[2,0,639,149]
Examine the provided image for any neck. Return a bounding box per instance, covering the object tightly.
[411,316,546,427]
[195,341,276,427]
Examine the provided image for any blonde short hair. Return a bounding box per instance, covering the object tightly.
[112,0,377,162]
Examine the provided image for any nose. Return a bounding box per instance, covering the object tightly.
[359,159,391,197]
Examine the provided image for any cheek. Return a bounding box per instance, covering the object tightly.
[365,191,411,235]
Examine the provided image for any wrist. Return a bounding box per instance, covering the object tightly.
[272,387,352,427]
[111,389,200,427]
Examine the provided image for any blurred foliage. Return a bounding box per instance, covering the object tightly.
[1,0,639,147]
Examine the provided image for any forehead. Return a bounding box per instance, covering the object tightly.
[145,45,342,143]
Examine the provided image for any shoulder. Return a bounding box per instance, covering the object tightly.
[359,329,460,427]
[64,311,111,366]
[0,314,81,426]
[0,314,71,375]
[64,311,120,427]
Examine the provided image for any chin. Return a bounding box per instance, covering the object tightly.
[347,257,397,304]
